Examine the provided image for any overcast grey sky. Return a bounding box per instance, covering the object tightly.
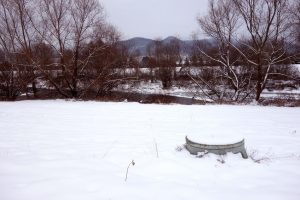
[101,0,209,40]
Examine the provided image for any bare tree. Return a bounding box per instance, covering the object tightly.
[232,0,292,101]
[194,0,253,102]
[0,0,38,99]
[0,0,140,100]
[290,0,300,52]
[146,38,162,83]
[166,38,181,80]
[147,38,180,89]
[33,0,122,98]
[68,0,105,97]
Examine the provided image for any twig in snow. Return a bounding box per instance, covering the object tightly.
[125,160,135,182]
[249,150,270,164]
[154,139,159,158]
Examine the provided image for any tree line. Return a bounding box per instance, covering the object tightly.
[0,0,300,102]
[190,0,300,102]
[143,0,300,102]
[0,0,131,100]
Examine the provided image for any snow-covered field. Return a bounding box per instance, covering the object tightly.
[0,101,300,200]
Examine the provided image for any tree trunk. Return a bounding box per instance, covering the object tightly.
[72,48,79,98]
[32,81,37,98]
[255,55,263,101]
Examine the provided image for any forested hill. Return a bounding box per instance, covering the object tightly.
[119,36,214,56]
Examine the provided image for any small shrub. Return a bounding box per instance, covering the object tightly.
[175,145,185,152]
[249,150,271,164]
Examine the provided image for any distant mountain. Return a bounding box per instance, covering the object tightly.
[162,36,180,44]
[119,37,154,56]
[119,36,206,56]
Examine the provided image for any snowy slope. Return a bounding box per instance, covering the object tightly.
[0,101,300,200]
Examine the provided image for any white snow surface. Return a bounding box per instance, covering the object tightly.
[0,100,300,200]
[187,133,244,145]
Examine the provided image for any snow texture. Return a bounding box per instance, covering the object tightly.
[0,100,300,200]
